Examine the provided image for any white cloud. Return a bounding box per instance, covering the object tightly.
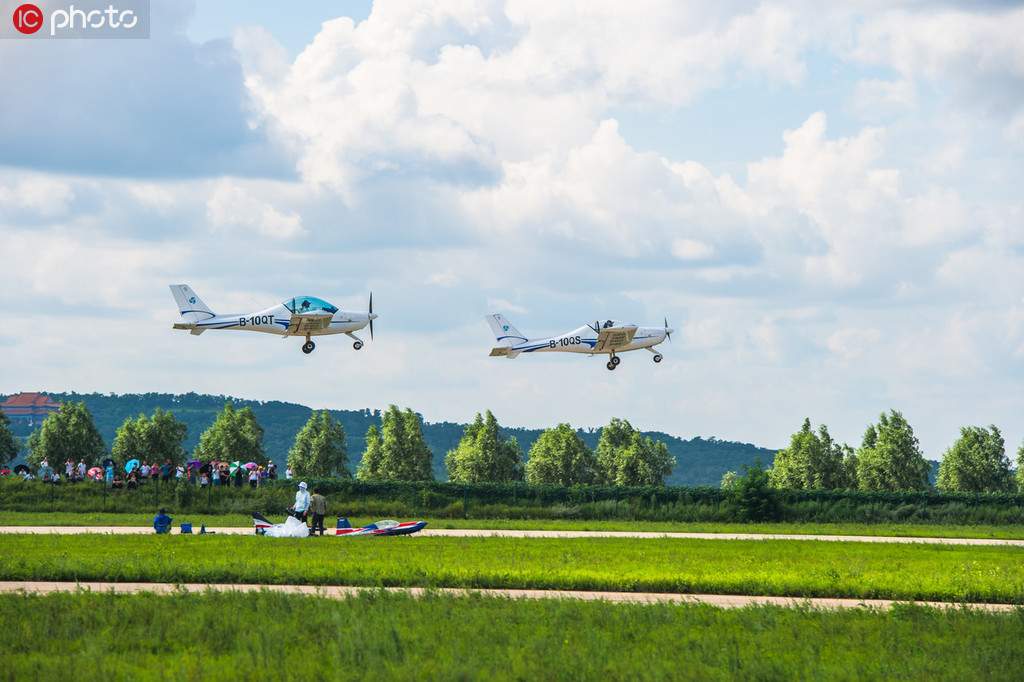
[206,180,305,239]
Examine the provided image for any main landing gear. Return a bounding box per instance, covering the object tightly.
[302,335,315,354]
[353,340,364,350]
[646,347,663,363]
[606,354,621,371]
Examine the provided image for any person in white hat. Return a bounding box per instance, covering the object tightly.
[291,481,311,523]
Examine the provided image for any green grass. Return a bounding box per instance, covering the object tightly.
[3,591,1023,681]
[3,534,1024,603]
[5,511,1024,540]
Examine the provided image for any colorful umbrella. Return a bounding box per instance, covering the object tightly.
[229,461,241,474]
[0,468,10,476]
[244,462,257,470]
[14,464,30,475]
[87,467,103,480]
[125,459,140,474]
[187,459,202,470]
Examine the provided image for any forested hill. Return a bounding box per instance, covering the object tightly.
[5,392,776,486]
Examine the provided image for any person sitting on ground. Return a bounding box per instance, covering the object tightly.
[308,487,327,536]
[291,481,310,523]
[153,508,173,534]
[199,471,209,487]
[127,472,139,490]
[112,474,124,489]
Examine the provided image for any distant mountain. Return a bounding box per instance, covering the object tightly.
[3,392,777,486]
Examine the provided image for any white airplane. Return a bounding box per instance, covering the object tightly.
[169,284,376,354]
[486,314,673,370]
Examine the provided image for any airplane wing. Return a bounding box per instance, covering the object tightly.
[594,325,638,352]
[286,313,333,335]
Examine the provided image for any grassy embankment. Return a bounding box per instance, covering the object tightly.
[4,510,1024,540]
[2,534,1023,603]
[3,591,1024,681]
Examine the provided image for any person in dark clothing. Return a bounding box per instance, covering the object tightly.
[160,460,172,482]
[234,467,244,487]
[153,508,173,534]
[308,488,327,536]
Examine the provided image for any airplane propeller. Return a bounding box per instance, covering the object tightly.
[664,317,672,342]
[368,292,375,340]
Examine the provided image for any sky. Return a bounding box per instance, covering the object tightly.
[1,0,1022,458]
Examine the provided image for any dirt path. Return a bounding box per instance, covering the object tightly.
[2,525,1023,546]
[0,581,1016,611]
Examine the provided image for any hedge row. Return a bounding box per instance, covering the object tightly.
[4,478,1024,524]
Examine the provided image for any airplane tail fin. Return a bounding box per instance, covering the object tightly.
[169,284,214,322]
[486,313,526,359]
[486,313,526,343]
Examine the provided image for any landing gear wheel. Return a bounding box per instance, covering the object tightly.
[302,341,315,354]
[611,356,621,366]
[653,354,663,363]
[606,361,616,371]
[353,340,364,350]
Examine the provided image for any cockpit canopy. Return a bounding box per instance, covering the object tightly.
[284,296,339,314]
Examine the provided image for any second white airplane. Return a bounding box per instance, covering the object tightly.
[169,284,376,354]
[486,314,673,370]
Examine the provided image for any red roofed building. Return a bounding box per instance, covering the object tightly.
[0,392,61,426]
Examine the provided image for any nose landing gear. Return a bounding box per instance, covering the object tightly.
[653,354,663,363]
[353,340,364,350]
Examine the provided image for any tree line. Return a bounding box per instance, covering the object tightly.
[7,401,1023,493]
[6,401,673,487]
[722,411,1024,494]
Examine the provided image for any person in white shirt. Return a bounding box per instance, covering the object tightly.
[285,467,293,480]
[291,481,310,522]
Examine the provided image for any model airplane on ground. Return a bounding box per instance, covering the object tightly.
[486,314,673,370]
[251,513,426,537]
[169,284,376,354]
[333,517,427,536]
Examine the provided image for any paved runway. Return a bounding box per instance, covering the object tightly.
[0,581,1016,611]
[2,525,1023,546]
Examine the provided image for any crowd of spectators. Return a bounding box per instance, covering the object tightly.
[1,458,283,489]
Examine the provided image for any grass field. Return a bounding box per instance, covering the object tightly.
[3,591,1023,681]
[2,534,1023,603]
[5,511,1024,540]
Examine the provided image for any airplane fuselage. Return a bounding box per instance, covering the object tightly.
[509,325,667,355]
[188,304,372,337]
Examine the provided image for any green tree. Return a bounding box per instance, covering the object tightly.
[937,425,1014,493]
[1018,441,1024,493]
[146,408,188,463]
[524,423,597,486]
[730,462,779,521]
[26,401,105,468]
[720,470,738,490]
[769,418,855,490]
[111,414,148,464]
[112,409,187,465]
[356,406,433,481]
[287,410,349,478]
[856,410,930,491]
[595,418,674,486]
[0,410,18,466]
[194,402,265,463]
[357,425,383,480]
[445,411,523,483]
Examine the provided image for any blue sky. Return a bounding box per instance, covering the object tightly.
[1,1,1022,460]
